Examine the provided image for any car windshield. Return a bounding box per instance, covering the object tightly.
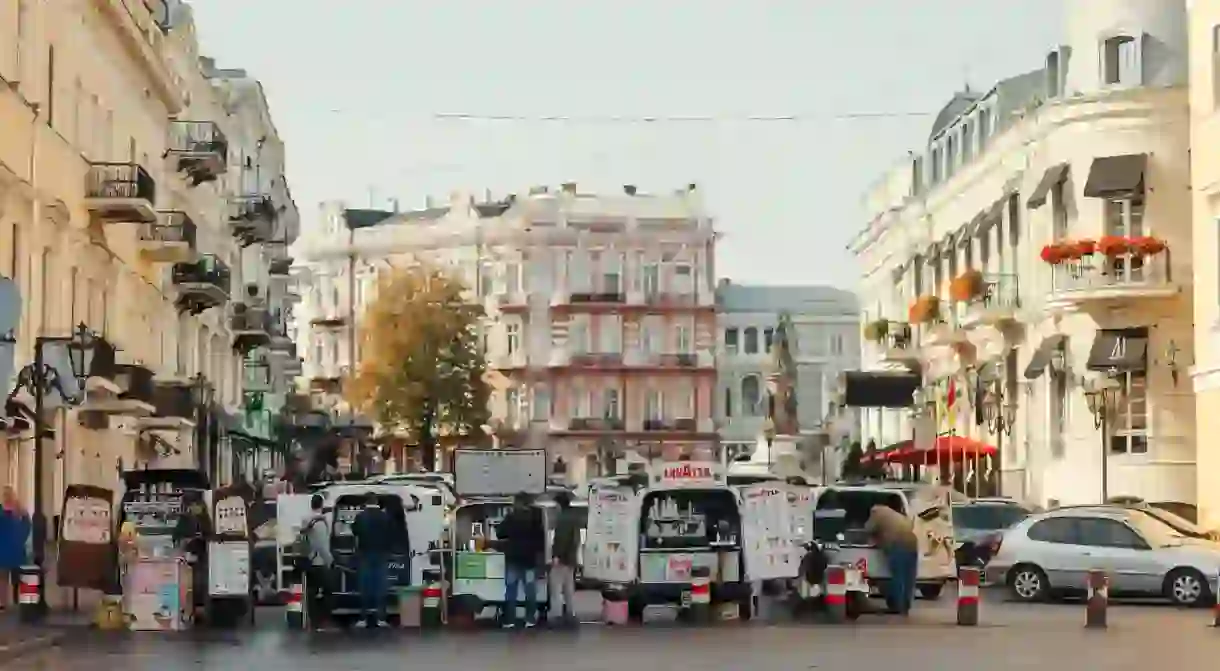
[1125,511,1188,547]
[1138,506,1207,537]
[953,504,1028,530]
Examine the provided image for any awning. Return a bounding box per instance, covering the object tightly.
[1024,334,1067,380]
[842,371,920,408]
[1083,154,1146,198]
[1086,329,1148,373]
[862,436,996,466]
[1027,162,1070,208]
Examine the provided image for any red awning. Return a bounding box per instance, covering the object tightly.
[863,436,995,466]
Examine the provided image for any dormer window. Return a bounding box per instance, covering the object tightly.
[931,146,942,184]
[961,121,973,163]
[978,108,991,150]
[1103,34,1141,87]
[945,135,956,177]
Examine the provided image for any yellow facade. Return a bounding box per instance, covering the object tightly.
[0,0,295,526]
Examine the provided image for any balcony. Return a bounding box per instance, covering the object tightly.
[172,255,231,314]
[138,211,197,263]
[1048,252,1176,308]
[489,351,528,371]
[879,322,919,365]
[136,381,199,433]
[572,292,625,304]
[624,350,715,371]
[231,304,273,352]
[568,417,626,431]
[643,418,699,432]
[229,195,276,246]
[570,353,624,368]
[269,257,292,276]
[243,357,272,393]
[486,292,529,313]
[959,273,1021,329]
[310,312,348,329]
[79,363,156,417]
[166,121,228,185]
[84,163,157,223]
[309,373,342,393]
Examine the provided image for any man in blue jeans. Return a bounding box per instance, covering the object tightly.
[497,492,544,629]
[864,503,919,615]
[351,493,392,628]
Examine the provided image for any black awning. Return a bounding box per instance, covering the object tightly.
[1024,334,1067,380]
[1083,154,1146,198]
[1086,329,1148,373]
[1027,163,1070,208]
[842,371,921,408]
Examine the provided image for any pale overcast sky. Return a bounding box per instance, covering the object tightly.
[189,0,1063,290]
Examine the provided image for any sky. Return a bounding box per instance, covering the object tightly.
[189,0,1064,291]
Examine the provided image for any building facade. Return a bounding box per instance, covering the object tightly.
[1188,1,1220,529]
[293,184,718,483]
[852,0,1194,507]
[715,281,861,461]
[0,0,297,517]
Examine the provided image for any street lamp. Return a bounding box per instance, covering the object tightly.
[4,322,99,621]
[1083,375,1123,502]
[190,372,215,479]
[983,390,1017,436]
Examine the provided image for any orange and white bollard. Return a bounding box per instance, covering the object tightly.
[687,566,712,624]
[1212,572,1219,628]
[17,566,40,624]
[285,580,305,630]
[824,565,847,623]
[1086,569,1108,629]
[421,568,444,629]
[957,566,980,626]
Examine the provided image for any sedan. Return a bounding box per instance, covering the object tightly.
[952,499,1034,567]
[987,508,1220,607]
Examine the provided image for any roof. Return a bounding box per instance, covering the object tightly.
[344,208,397,229]
[716,283,859,314]
[929,91,982,140]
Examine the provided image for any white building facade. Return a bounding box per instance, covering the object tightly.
[293,184,718,483]
[852,0,1194,507]
[715,282,861,459]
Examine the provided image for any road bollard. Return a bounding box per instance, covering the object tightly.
[957,566,980,626]
[421,568,444,629]
[17,566,40,624]
[824,565,847,623]
[285,579,305,630]
[687,566,712,624]
[1086,570,1108,629]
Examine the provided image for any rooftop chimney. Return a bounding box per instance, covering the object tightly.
[688,182,698,192]
[425,195,433,208]
[561,182,577,194]
[623,184,637,196]
[529,185,548,195]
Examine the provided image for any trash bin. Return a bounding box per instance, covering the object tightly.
[17,565,41,623]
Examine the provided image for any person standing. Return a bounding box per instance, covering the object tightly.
[302,494,334,630]
[351,493,392,628]
[497,492,544,629]
[0,488,29,611]
[863,503,919,615]
[549,493,581,624]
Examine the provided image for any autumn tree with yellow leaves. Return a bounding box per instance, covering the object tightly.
[344,265,490,471]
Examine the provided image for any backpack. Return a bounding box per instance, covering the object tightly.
[292,516,321,558]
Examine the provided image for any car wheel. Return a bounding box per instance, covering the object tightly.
[1007,564,1049,603]
[1164,568,1210,608]
[917,584,943,600]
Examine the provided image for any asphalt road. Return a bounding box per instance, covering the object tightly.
[8,594,1218,670]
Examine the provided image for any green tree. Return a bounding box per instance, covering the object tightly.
[344,265,490,471]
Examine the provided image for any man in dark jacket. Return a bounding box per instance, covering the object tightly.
[351,493,392,628]
[497,492,544,629]
[549,492,581,623]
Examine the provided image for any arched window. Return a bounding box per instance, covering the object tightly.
[741,375,761,416]
[744,327,759,354]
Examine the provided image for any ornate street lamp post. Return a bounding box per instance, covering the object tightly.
[1083,376,1123,503]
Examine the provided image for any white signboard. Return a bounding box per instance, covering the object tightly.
[654,461,724,488]
[454,449,547,497]
[213,496,247,536]
[62,496,112,544]
[207,542,250,596]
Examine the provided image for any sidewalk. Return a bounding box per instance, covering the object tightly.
[0,610,91,661]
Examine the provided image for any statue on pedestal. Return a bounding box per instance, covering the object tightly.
[766,312,800,436]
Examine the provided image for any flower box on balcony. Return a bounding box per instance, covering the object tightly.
[949,270,985,302]
[1097,235,1130,258]
[908,296,940,324]
[1129,235,1167,257]
[862,319,889,343]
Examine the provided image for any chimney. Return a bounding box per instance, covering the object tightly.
[561,182,577,194]
[484,188,493,202]
[424,195,433,208]
[528,185,548,195]
[623,184,637,196]
[391,198,400,213]
[687,182,698,192]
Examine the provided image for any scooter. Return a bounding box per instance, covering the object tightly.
[790,539,870,620]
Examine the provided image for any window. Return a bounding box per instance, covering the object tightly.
[1103,35,1140,87]
[744,327,759,355]
[1110,372,1148,455]
[930,147,942,184]
[1049,345,1068,459]
[602,253,622,294]
[763,328,774,353]
[911,157,924,195]
[600,314,622,353]
[506,387,520,424]
[642,263,660,296]
[676,322,692,353]
[741,375,762,416]
[532,385,550,421]
[505,262,520,294]
[645,390,663,421]
[673,263,693,294]
[960,121,972,163]
[1051,181,1069,240]
[505,323,520,356]
[603,388,620,420]
[945,135,956,177]
[1046,50,1061,97]
[978,109,991,150]
[568,316,589,354]
[1104,197,1146,281]
[1026,518,1077,544]
[725,328,739,355]
[641,316,660,354]
[723,386,733,418]
[480,261,494,296]
[674,384,695,418]
[1076,518,1147,549]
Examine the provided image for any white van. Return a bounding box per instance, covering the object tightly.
[812,482,956,599]
[584,460,799,620]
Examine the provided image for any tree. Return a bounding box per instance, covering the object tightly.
[344,265,490,471]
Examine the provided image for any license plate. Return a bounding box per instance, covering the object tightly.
[680,591,691,606]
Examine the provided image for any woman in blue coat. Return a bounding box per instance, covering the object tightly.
[0,487,30,611]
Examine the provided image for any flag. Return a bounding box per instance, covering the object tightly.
[946,378,957,429]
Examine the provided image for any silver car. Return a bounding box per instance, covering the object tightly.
[987,507,1220,607]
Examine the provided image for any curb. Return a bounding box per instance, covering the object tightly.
[0,631,64,662]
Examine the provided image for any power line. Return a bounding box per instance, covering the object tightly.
[432,110,934,124]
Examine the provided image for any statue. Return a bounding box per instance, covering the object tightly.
[766,312,800,436]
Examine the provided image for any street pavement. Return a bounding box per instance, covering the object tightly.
[4,591,1218,670]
